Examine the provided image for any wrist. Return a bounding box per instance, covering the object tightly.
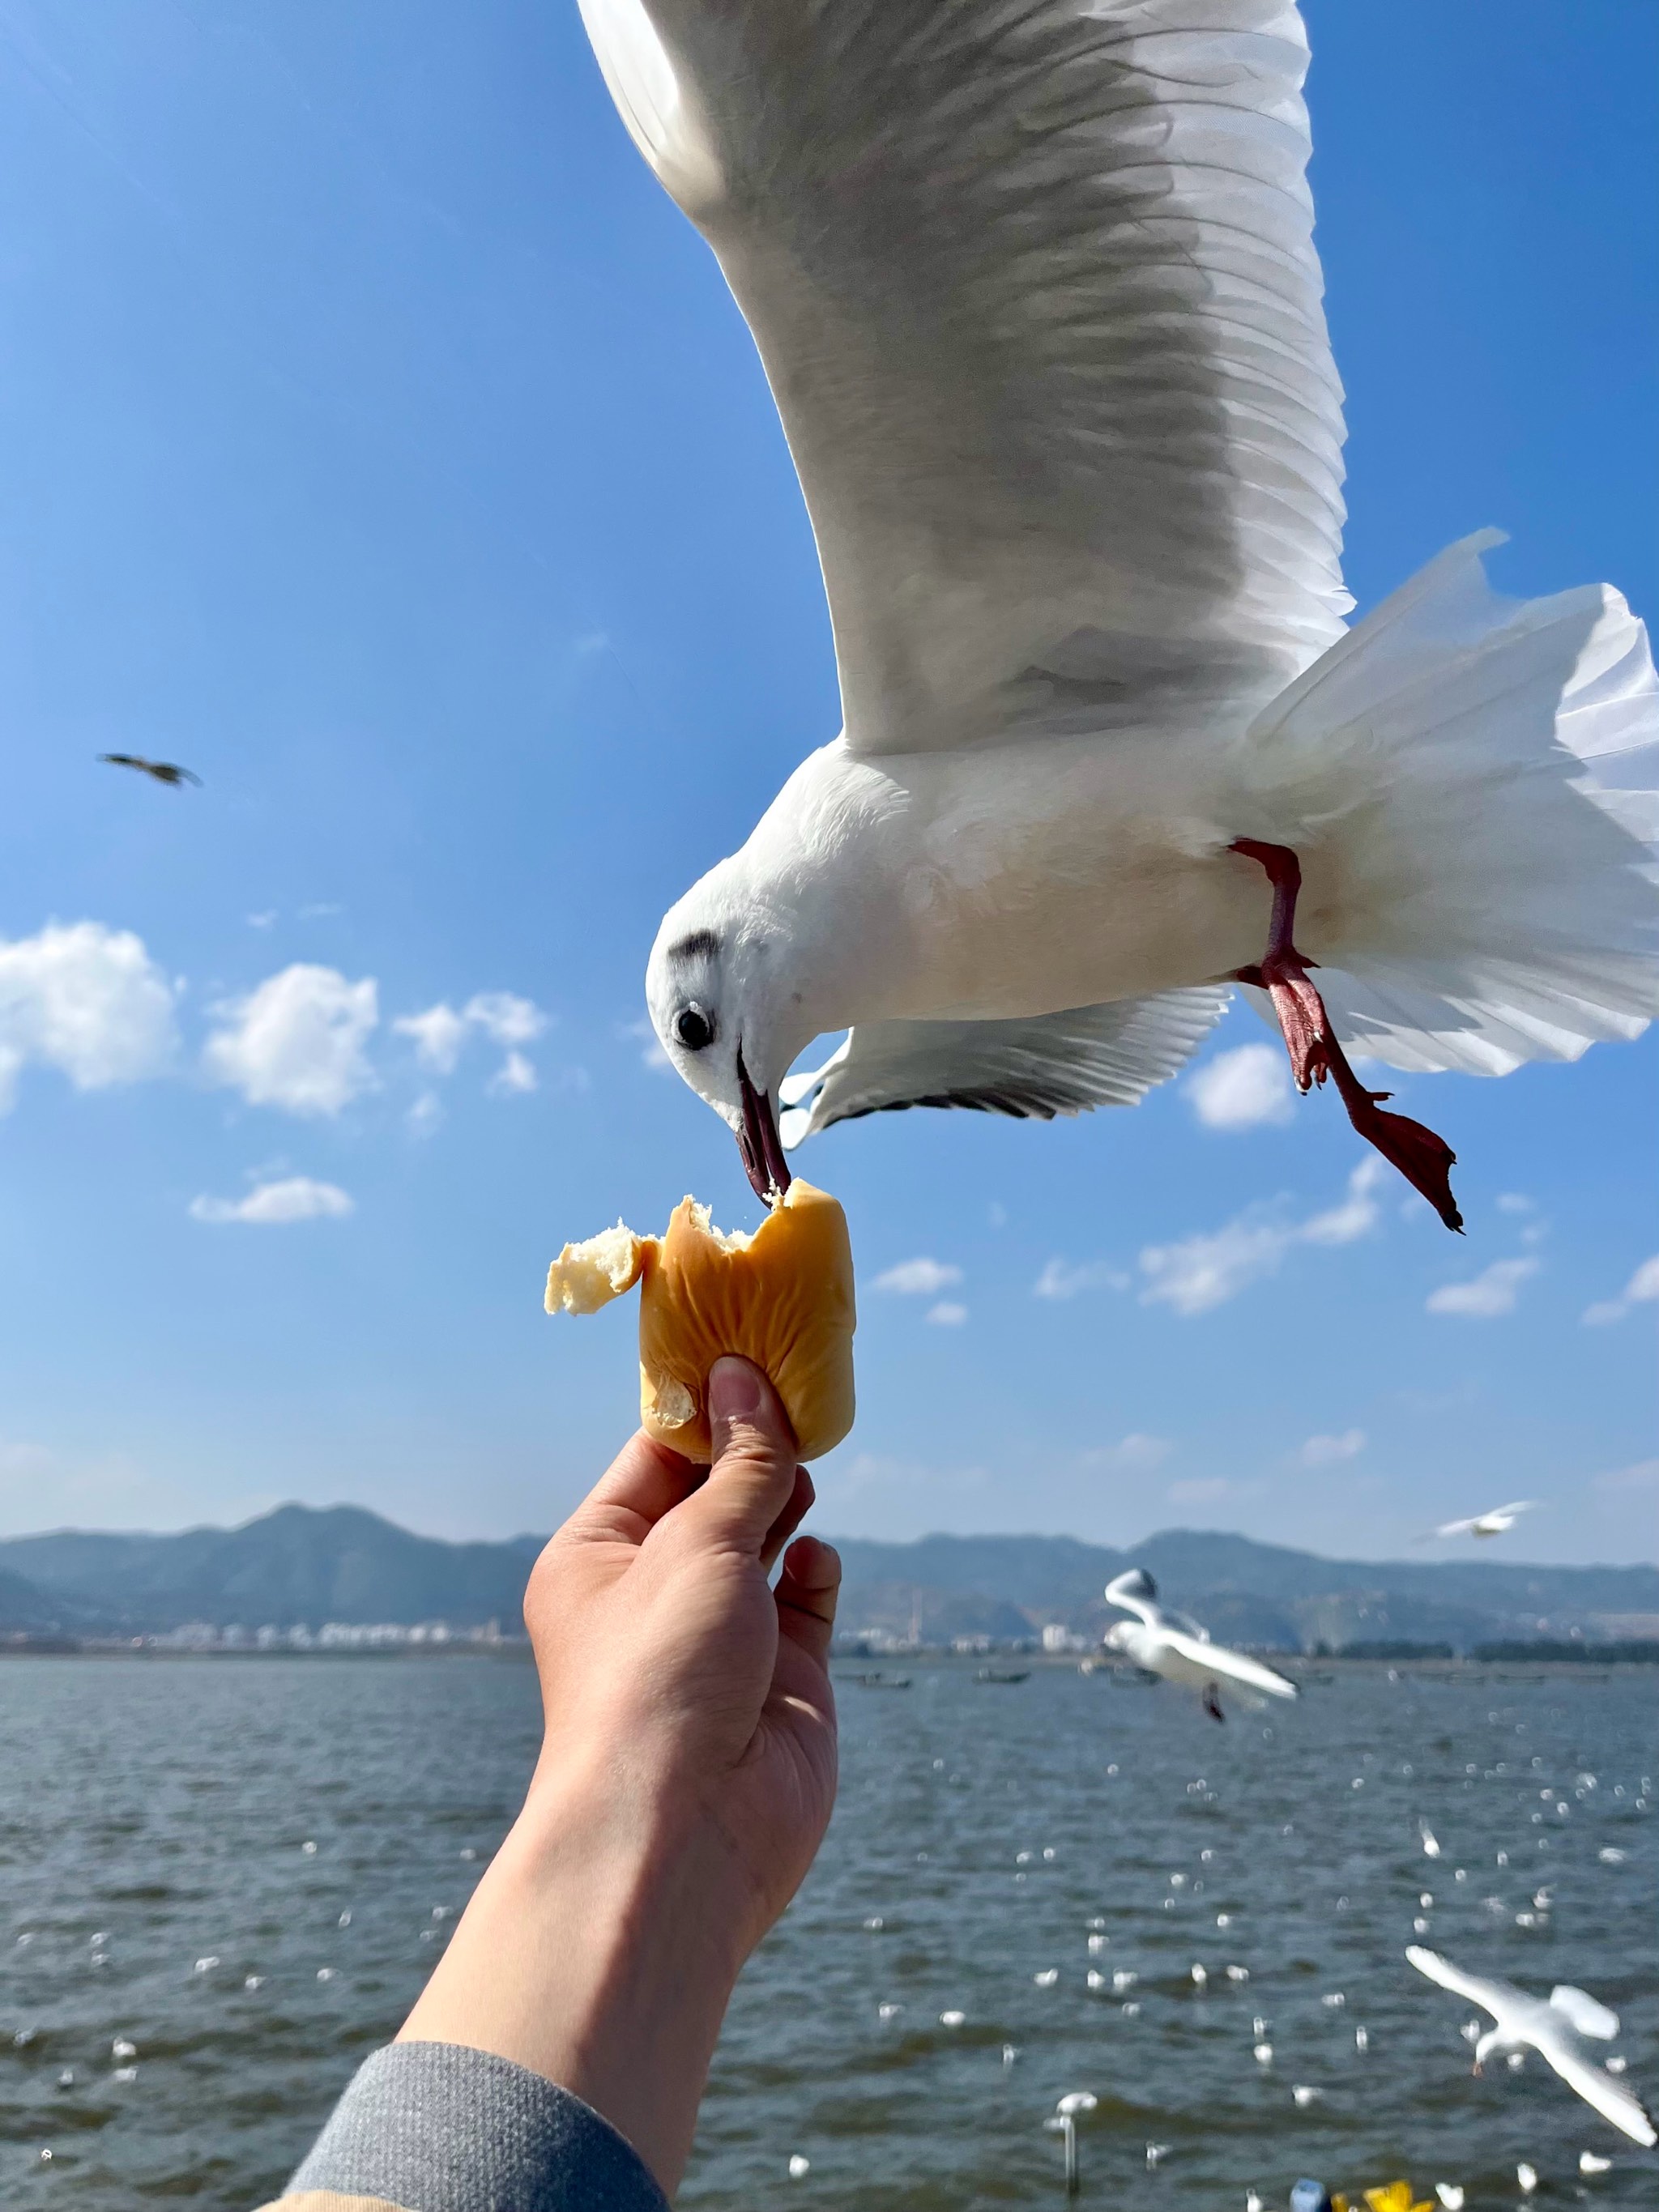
[399,1759,748,2193]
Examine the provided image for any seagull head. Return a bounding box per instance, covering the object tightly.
[646,861,809,1202]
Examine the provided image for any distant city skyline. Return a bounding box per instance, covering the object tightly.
[0,2,1653,1563]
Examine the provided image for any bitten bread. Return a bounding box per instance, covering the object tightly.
[544,1181,855,1461]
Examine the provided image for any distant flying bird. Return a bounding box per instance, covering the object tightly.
[1431,1501,1539,1541]
[1102,1569,1298,1724]
[1407,1946,1655,2146]
[99,753,201,788]
[577,0,1659,1222]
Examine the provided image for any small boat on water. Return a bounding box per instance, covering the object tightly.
[845,1671,911,1690]
[975,1667,1030,1685]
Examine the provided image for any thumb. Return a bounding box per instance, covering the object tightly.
[680,1357,801,1555]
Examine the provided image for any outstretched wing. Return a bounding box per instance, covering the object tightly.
[1104,1568,1162,1626]
[1537,2035,1657,2147]
[778,989,1227,1145]
[1405,1946,1516,2020]
[1167,1630,1297,1701]
[1550,1986,1620,2041]
[578,0,1349,754]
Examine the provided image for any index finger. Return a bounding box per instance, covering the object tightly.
[559,1429,704,1549]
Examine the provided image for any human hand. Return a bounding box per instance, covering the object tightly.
[398,1357,841,2193]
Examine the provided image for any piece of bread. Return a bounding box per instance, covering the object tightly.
[544,1180,855,1461]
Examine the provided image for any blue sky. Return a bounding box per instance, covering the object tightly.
[0,1,1653,1563]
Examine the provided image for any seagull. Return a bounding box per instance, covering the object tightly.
[576,0,1659,1221]
[1406,1946,1655,2146]
[1102,1569,1298,1724]
[1429,1501,1540,1541]
[98,752,201,787]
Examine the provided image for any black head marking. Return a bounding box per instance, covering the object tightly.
[668,928,722,965]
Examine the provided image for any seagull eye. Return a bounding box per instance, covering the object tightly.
[674,1006,714,1052]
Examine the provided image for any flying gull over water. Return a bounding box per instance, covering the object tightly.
[1407,1945,1655,2146]
[577,0,1659,1221]
[1102,1568,1297,1724]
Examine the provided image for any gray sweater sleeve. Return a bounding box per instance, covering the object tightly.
[280,2040,672,2212]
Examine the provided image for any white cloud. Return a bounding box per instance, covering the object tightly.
[1139,1159,1383,1317]
[398,993,548,1092]
[1593,1458,1659,1494]
[407,1091,444,1138]
[622,1017,673,1075]
[1581,1253,1659,1328]
[1426,1256,1539,1319]
[246,910,277,931]
[0,920,177,1110]
[1033,1257,1129,1300]
[1496,1192,1535,1215]
[926,1301,968,1327]
[394,1004,469,1074]
[464,991,545,1048]
[1300,1157,1387,1245]
[204,965,377,1116]
[1299,1428,1366,1467]
[190,1176,354,1225]
[1084,1434,1173,1473]
[488,1050,538,1096]
[1186,1042,1294,1130]
[872,1257,962,1297]
[1166,1476,1235,1507]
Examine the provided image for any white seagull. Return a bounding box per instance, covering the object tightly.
[578,0,1659,1221]
[1102,1569,1297,1724]
[1406,1946,1655,2146]
[1431,1500,1539,1541]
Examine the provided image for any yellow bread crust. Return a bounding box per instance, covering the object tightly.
[638,1183,855,1461]
[544,1182,855,1463]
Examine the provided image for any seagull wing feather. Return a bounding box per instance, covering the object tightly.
[1103,1568,1163,1628]
[1537,2031,1657,2146]
[578,0,1349,753]
[1550,1986,1620,2040]
[1166,1628,1298,1700]
[1405,1946,1520,2019]
[779,989,1228,1143]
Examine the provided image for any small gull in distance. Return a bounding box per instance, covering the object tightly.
[98,752,201,788]
[1427,1502,1540,1542]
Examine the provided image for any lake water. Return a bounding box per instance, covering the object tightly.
[0,1656,1654,2208]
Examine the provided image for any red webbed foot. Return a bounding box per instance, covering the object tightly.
[1328,1059,1465,1234]
[1230,837,1464,1233]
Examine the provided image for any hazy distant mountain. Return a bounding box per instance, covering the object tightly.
[0,1505,534,1635]
[1,1507,1654,1650]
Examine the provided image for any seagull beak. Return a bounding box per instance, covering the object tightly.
[736,1048,791,1204]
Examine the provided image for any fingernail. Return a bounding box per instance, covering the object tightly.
[709,1357,764,1425]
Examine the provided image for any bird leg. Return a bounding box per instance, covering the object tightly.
[1228,839,1464,1233]
[1203,1684,1225,1724]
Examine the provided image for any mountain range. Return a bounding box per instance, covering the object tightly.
[2,1506,1657,1652]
